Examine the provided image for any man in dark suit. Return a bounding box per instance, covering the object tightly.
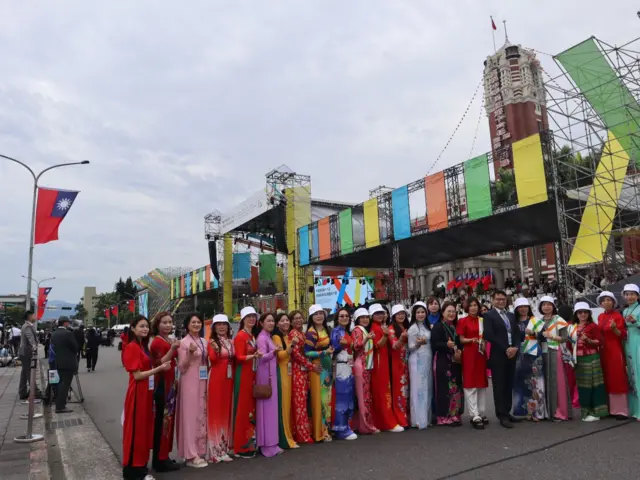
[50,317,78,413]
[483,289,521,428]
[73,325,85,363]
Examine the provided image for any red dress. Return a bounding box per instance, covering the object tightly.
[149,337,178,461]
[122,342,153,468]
[370,322,398,430]
[207,338,234,462]
[597,311,628,394]
[288,329,314,444]
[388,326,409,427]
[456,316,488,389]
[232,330,257,457]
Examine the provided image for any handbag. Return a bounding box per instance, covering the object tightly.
[49,369,60,385]
[252,344,273,399]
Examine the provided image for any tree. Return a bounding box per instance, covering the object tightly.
[74,301,88,320]
[92,292,118,320]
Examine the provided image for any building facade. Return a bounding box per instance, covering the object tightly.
[83,286,97,326]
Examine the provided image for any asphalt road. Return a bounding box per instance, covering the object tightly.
[78,342,639,480]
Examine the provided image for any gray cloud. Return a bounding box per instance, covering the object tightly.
[0,0,635,301]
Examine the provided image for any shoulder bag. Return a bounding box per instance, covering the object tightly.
[252,344,273,399]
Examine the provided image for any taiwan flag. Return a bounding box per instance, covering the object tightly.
[37,287,52,320]
[126,299,135,313]
[111,305,119,318]
[34,187,79,245]
[104,308,111,320]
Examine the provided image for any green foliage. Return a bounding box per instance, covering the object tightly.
[74,301,88,320]
[553,145,599,189]
[115,277,137,302]
[0,305,26,326]
[493,168,516,209]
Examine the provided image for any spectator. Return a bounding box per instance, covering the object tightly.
[18,311,41,400]
[10,324,21,357]
[74,325,85,362]
[50,317,78,413]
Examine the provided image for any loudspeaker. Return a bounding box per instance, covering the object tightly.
[208,240,220,281]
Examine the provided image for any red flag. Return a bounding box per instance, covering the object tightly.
[446,279,456,292]
[34,187,79,245]
[111,305,119,317]
[491,17,497,30]
[127,299,135,313]
[37,287,52,320]
[104,308,111,319]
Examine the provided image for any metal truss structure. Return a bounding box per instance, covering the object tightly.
[545,36,640,302]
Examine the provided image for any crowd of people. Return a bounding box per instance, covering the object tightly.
[118,285,640,480]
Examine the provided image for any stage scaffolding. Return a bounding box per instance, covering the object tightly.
[545,36,640,303]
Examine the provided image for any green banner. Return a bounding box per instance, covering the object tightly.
[259,254,276,282]
[556,38,640,165]
[339,209,353,254]
[463,154,492,220]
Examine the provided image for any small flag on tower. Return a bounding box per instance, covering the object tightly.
[491,16,497,30]
[34,187,79,245]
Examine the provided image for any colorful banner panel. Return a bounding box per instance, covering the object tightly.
[259,253,277,282]
[137,292,149,319]
[512,133,548,207]
[313,271,374,314]
[311,224,319,258]
[426,172,447,231]
[318,217,331,260]
[392,186,411,240]
[299,225,310,266]
[232,252,251,279]
[464,154,492,220]
[569,132,629,266]
[556,38,640,166]
[363,198,380,248]
[338,209,353,255]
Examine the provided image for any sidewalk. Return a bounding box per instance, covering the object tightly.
[0,363,50,480]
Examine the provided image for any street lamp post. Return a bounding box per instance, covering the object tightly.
[2,154,88,445]
[1,154,89,312]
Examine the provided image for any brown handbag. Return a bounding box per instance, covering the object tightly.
[252,344,273,399]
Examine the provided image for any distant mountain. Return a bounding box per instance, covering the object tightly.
[40,300,77,321]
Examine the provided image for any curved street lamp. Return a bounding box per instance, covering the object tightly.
[1,154,89,311]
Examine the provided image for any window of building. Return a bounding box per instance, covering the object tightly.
[537,120,543,132]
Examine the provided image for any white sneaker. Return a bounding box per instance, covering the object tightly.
[388,425,404,433]
[582,415,600,422]
[345,433,358,440]
[186,459,208,468]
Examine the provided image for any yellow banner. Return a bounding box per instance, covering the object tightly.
[513,133,548,207]
[363,198,380,248]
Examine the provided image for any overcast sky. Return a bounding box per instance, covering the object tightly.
[0,1,636,303]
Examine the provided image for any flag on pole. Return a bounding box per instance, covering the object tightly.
[34,187,79,245]
[104,308,110,319]
[37,287,52,320]
[491,16,497,30]
[111,305,119,318]
[127,299,135,313]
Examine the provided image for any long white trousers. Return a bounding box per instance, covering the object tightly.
[464,387,487,420]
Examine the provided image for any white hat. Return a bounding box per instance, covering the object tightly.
[308,304,324,317]
[240,306,257,320]
[391,304,407,318]
[412,301,427,310]
[574,301,591,313]
[596,291,617,306]
[368,304,385,316]
[354,308,369,321]
[513,297,530,309]
[623,284,640,294]
[539,295,556,306]
[212,314,230,325]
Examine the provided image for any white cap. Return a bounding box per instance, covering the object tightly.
[240,306,257,320]
[412,301,427,310]
[368,304,385,316]
[574,301,591,313]
[354,308,369,321]
[623,284,640,294]
[308,304,324,317]
[539,295,556,306]
[513,297,530,309]
[391,304,406,318]
[212,314,230,325]
[596,291,617,306]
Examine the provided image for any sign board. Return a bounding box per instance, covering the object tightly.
[220,189,270,234]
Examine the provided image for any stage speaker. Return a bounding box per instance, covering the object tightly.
[208,240,220,281]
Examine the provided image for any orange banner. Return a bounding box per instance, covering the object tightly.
[318,217,331,260]
[425,172,448,231]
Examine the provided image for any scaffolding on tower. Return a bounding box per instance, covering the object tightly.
[543,35,640,302]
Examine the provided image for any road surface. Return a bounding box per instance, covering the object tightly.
[75,342,638,480]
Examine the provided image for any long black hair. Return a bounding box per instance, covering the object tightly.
[183,312,204,336]
[256,312,275,336]
[514,303,534,321]
[239,312,260,337]
[410,303,431,330]
[391,308,410,337]
[127,315,150,350]
[272,312,290,348]
[335,307,352,334]
[354,311,371,331]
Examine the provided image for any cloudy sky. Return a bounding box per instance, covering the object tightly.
[0,1,636,303]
